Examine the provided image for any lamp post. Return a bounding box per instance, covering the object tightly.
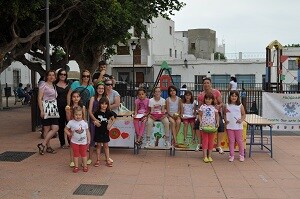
[184,59,188,68]
[131,41,137,92]
[45,0,50,71]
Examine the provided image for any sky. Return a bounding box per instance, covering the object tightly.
[171,0,300,54]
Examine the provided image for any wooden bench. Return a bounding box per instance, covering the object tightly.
[13,90,25,105]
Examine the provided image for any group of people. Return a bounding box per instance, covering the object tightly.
[36,61,120,173]
[16,83,32,104]
[36,63,246,173]
[133,77,246,163]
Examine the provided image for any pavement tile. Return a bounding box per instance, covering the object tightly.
[193,186,226,198]
[222,186,258,198]
[252,187,288,198]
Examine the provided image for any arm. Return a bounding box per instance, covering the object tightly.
[165,98,171,116]
[215,111,220,127]
[133,100,138,116]
[88,97,99,122]
[86,128,91,145]
[65,106,71,121]
[38,88,44,119]
[178,98,182,115]
[238,104,246,124]
[110,95,120,111]
[64,126,72,137]
[83,106,87,121]
[198,111,203,129]
[93,70,106,86]
[66,87,72,106]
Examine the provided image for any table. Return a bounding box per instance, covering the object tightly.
[245,114,274,158]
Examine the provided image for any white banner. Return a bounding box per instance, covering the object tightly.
[263,93,300,131]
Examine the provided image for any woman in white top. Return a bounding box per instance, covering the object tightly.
[228,76,237,91]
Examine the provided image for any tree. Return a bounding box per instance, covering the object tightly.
[214,52,226,60]
[0,0,185,75]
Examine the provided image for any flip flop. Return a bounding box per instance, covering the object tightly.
[37,143,45,155]
[94,160,100,167]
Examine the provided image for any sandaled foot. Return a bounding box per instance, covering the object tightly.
[69,161,75,167]
[83,167,88,172]
[37,143,45,155]
[107,157,113,163]
[87,159,92,165]
[106,159,113,167]
[94,160,100,167]
[46,147,57,154]
[61,145,69,149]
[73,167,79,173]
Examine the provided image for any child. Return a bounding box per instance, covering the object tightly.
[65,91,87,167]
[93,97,117,167]
[224,90,246,162]
[199,92,219,163]
[166,86,181,145]
[64,107,90,173]
[133,88,149,145]
[181,90,196,142]
[146,87,170,147]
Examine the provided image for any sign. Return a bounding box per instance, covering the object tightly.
[109,118,134,147]
[263,93,300,131]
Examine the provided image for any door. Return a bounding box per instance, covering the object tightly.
[134,45,141,64]
[136,72,144,87]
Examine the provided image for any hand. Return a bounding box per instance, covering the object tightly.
[216,123,219,128]
[94,120,101,127]
[100,69,106,76]
[236,119,242,124]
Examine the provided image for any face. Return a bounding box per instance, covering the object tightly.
[203,79,212,90]
[138,91,146,100]
[154,88,161,98]
[82,72,90,82]
[230,93,238,103]
[96,85,105,94]
[59,71,67,80]
[74,111,83,121]
[185,94,192,100]
[47,72,56,82]
[99,65,106,71]
[72,93,81,104]
[205,97,213,105]
[169,88,176,96]
[105,81,113,89]
[100,102,108,110]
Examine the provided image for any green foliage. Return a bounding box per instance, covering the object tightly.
[214,52,226,60]
[284,44,300,47]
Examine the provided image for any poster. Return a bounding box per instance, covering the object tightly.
[263,93,300,131]
[108,118,134,147]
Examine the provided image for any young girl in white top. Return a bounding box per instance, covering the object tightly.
[64,106,90,173]
[166,85,181,145]
[181,90,196,142]
[146,87,170,147]
[224,90,246,162]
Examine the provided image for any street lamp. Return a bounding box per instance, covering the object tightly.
[184,59,188,68]
[45,0,50,71]
[131,41,137,92]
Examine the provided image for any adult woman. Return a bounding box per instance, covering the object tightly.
[37,70,59,155]
[104,78,120,115]
[228,76,237,91]
[197,77,225,154]
[88,82,107,163]
[67,70,95,108]
[55,69,70,148]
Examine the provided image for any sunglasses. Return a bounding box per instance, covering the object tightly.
[105,83,113,86]
[82,75,90,78]
[59,73,67,76]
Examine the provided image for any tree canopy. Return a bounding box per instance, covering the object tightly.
[0,0,185,75]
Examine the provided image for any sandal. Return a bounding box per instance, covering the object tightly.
[46,147,57,154]
[73,167,79,173]
[94,160,100,167]
[61,145,69,149]
[83,167,88,172]
[37,143,45,155]
[106,159,113,167]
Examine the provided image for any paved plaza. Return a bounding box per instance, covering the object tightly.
[1,99,300,198]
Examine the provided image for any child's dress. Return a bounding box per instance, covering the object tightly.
[93,110,117,143]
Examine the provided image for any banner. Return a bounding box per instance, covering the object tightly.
[263,93,300,131]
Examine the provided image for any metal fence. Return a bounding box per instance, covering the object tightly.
[118,83,299,116]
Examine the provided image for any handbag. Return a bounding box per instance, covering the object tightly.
[43,99,60,119]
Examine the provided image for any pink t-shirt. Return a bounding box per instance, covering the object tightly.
[39,82,57,101]
[135,98,149,114]
[197,89,222,111]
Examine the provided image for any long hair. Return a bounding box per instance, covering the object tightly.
[95,81,107,99]
[80,70,91,84]
[228,90,241,105]
[54,69,68,84]
[45,70,56,82]
[98,97,110,111]
[167,85,178,97]
[182,90,194,104]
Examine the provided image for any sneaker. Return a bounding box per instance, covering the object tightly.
[195,144,200,151]
[69,161,75,167]
[87,159,92,165]
[239,155,245,162]
[216,147,224,154]
[203,157,209,163]
[229,156,234,162]
[208,157,213,162]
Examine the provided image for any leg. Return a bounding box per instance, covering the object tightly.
[146,117,155,138]
[133,118,140,141]
[71,143,80,172]
[168,117,176,143]
[216,113,225,153]
[58,111,66,147]
[161,117,170,138]
[191,122,195,140]
[175,118,181,140]
[235,130,244,158]
[183,122,188,141]
[138,119,147,142]
[207,133,215,162]
[227,129,236,158]
[202,132,208,158]
[42,124,59,148]
[80,144,88,171]
[94,143,101,167]
[103,143,112,167]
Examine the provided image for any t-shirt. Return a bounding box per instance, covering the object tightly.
[92,72,110,82]
[70,81,95,107]
[135,98,149,114]
[108,90,120,114]
[39,82,57,101]
[149,97,165,113]
[229,81,238,90]
[225,103,243,130]
[182,101,196,116]
[93,110,117,133]
[199,104,218,127]
[66,120,89,145]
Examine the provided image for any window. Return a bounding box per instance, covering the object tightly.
[235,74,256,89]
[13,70,21,89]
[169,26,172,35]
[211,74,230,89]
[191,43,195,50]
[175,50,177,58]
[117,45,130,55]
[169,48,172,57]
[194,75,206,91]
[288,60,297,70]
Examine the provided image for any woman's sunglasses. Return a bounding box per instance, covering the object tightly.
[82,75,90,78]
[59,73,67,76]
